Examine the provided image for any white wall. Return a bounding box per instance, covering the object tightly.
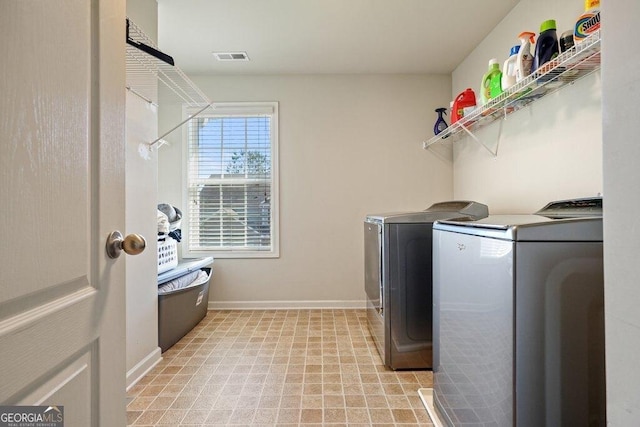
[602,1,640,423]
[158,74,453,307]
[125,0,161,388]
[125,93,160,386]
[126,0,157,41]
[451,0,602,213]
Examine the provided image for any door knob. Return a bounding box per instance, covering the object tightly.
[106,231,146,259]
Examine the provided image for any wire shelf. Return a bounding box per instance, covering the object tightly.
[125,18,211,107]
[423,29,601,151]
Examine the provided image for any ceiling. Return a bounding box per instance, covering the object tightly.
[157,0,520,76]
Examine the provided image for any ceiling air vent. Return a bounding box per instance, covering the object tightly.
[213,51,250,61]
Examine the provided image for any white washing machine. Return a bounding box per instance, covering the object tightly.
[429,198,605,426]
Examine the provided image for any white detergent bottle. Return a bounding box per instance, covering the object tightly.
[502,45,520,90]
[515,31,536,82]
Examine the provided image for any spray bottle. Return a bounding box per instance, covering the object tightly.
[515,31,536,82]
[433,108,448,135]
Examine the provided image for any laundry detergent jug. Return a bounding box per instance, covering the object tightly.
[451,88,477,123]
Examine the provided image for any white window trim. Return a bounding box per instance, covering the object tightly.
[181,101,279,259]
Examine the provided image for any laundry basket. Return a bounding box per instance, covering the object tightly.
[157,257,213,352]
[157,237,178,274]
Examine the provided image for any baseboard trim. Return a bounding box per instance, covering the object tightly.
[418,388,444,427]
[207,300,366,310]
[126,347,162,391]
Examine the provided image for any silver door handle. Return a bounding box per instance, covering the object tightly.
[106,231,146,259]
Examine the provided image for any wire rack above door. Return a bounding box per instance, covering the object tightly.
[126,18,211,107]
[126,18,213,150]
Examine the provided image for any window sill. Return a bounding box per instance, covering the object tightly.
[184,249,280,260]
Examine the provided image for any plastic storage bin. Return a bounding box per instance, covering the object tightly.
[157,257,213,352]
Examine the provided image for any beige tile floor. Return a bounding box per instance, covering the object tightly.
[126,309,434,426]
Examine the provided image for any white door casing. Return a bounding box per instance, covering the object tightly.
[0,1,127,426]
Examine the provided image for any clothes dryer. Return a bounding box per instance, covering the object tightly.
[431,197,604,426]
[364,201,488,370]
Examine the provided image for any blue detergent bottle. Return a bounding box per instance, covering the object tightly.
[533,19,559,71]
[433,108,448,135]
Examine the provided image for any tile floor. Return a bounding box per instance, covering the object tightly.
[126,309,434,426]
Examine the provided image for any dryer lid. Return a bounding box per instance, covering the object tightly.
[434,197,603,242]
[434,215,602,242]
[365,200,488,224]
[535,196,602,218]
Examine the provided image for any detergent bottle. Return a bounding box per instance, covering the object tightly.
[501,45,520,90]
[574,0,600,43]
[515,31,536,82]
[533,19,559,72]
[560,30,575,52]
[480,59,502,105]
[451,88,477,123]
[489,61,503,99]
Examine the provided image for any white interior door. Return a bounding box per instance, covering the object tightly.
[0,1,128,425]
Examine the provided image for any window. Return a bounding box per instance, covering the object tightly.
[184,102,278,258]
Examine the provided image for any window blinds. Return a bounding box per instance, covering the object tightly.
[186,104,276,254]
